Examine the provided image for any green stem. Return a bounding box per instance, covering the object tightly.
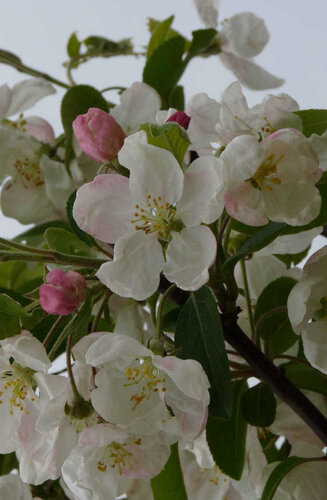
[101,85,126,93]
[255,306,288,339]
[92,294,109,332]
[273,354,313,368]
[223,218,233,257]
[43,315,66,349]
[23,299,40,312]
[0,52,70,89]
[48,315,76,360]
[0,237,53,255]
[240,258,257,345]
[66,330,81,400]
[66,59,76,86]
[217,214,230,248]
[155,284,176,341]
[0,250,106,268]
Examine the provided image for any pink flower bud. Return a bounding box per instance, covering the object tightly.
[73,107,126,163]
[40,270,87,316]
[166,111,191,130]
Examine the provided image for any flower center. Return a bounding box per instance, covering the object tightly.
[131,194,182,240]
[13,156,44,188]
[10,113,27,134]
[248,153,282,190]
[97,440,140,474]
[202,464,227,486]
[68,412,99,433]
[0,364,35,415]
[124,357,166,410]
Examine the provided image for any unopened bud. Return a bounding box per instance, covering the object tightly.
[73,107,126,163]
[40,269,87,315]
[167,111,191,130]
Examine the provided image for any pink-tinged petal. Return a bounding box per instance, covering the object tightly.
[177,157,224,225]
[164,226,216,290]
[23,116,56,144]
[111,82,161,135]
[96,231,164,300]
[224,183,268,226]
[118,131,184,205]
[79,424,130,448]
[7,78,56,116]
[220,51,284,90]
[73,174,134,243]
[1,331,51,372]
[152,356,210,404]
[0,84,12,119]
[193,0,219,28]
[73,108,126,163]
[220,12,269,58]
[40,270,86,316]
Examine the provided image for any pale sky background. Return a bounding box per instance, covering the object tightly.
[1,0,327,253]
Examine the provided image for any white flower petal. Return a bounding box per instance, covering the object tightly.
[73,174,134,243]
[177,157,224,225]
[220,12,269,58]
[186,93,221,154]
[0,84,12,119]
[1,331,51,372]
[7,78,56,116]
[1,175,54,225]
[302,321,327,374]
[111,82,161,135]
[0,475,32,500]
[40,155,76,217]
[85,333,151,368]
[164,226,216,290]
[96,231,164,300]
[193,0,219,28]
[220,51,284,90]
[118,130,184,204]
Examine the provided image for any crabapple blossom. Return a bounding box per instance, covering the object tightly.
[288,246,327,374]
[73,130,224,299]
[73,108,126,163]
[0,331,51,453]
[62,423,170,500]
[39,269,87,316]
[166,111,191,129]
[78,333,210,440]
[221,128,322,226]
[193,2,284,90]
[0,474,33,500]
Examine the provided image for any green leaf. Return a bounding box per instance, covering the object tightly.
[261,456,323,500]
[45,228,94,257]
[185,28,217,61]
[66,191,96,247]
[295,109,327,137]
[223,223,285,273]
[275,246,310,269]
[13,220,70,245]
[0,294,30,339]
[83,36,133,56]
[61,84,109,168]
[175,286,232,419]
[67,32,81,58]
[143,36,185,106]
[147,16,175,59]
[281,361,327,396]
[206,381,248,479]
[241,383,276,427]
[254,277,298,356]
[0,452,18,475]
[69,289,93,345]
[151,443,187,500]
[259,431,291,464]
[0,48,22,65]
[139,122,190,165]
[169,85,185,111]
